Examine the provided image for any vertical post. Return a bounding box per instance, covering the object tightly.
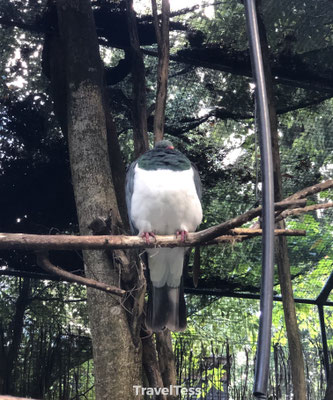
[243,0,275,398]
[318,305,330,380]
[317,271,333,382]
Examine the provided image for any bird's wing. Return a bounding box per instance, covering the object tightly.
[125,160,139,234]
[191,162,202,201]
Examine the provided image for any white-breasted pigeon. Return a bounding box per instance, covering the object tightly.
[125,140,203,331]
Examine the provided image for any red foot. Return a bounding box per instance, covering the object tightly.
[141,231,156,244]
[176,230,188,242]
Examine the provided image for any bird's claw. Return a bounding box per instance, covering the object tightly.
[176,230,188,242]
[141,231,156,244]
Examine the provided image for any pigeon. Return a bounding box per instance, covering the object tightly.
[125,140,202,331]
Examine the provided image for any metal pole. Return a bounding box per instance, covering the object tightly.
[316,271,333,382]
[318,304,330,380]
[317,271,333,304]
[243,0,275,398]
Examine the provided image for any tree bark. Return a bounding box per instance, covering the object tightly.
[142,334,166,400]
[151,0,170,143]
[125,0,149,156]
[324,364,333,400]
[102,89,129,225]
[155,330,177,400]
[54,1,142,398]
[257,5,307,399]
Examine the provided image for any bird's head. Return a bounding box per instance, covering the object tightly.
[154,140,174,150]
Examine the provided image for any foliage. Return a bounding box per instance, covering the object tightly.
[0,276,91,398]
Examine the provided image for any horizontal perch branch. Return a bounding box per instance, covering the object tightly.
[36,252,125,296]
[0,180,330,293]
[0,180,331,252]
[0,199,306,251]
[0,229,305,251]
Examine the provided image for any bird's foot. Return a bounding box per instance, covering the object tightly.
[176,230,188,242]
[141,231,156,244]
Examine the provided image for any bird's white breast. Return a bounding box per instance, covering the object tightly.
[130,165,202,235]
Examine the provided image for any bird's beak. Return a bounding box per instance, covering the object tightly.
[167,146,174,150]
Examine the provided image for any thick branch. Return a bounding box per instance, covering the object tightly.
[174,91,333,125]
[283,179,333,202]
[0,229,305,252]
[151,0,161,45]
[194,199,306,243]
[230,228,305,237]
[140,4,198,22]
[276,202,333,222]
[36,252,125,296]
[2,7,333,94]
[0,181,331,253]
[143,48,333,94]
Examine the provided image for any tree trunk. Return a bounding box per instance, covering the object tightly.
[125,0,149,156]
[1,279,30,395]
[103,88,129,225]
[156,330,177,399]
[324,364,333,400]
[142,335,166,400]
[54,1,142,398]
[151,0,170,143]
[257,5,307,399]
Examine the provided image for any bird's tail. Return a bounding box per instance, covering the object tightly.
[146,285,169,331]
[166,282,187,331]
[146,281,187,332]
